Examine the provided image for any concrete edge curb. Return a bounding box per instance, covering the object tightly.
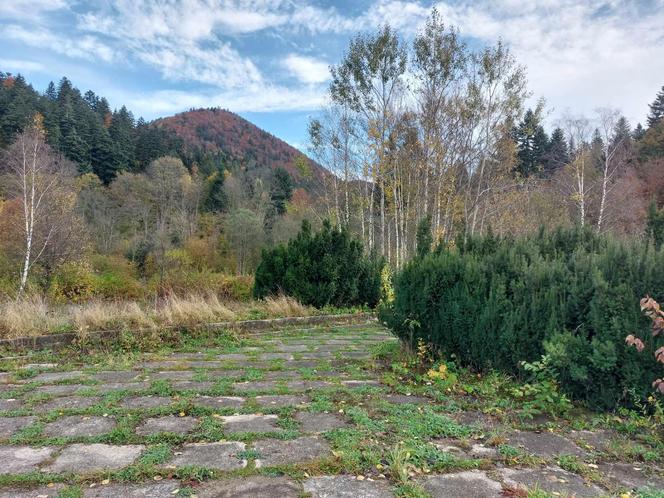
[0,312,377,353]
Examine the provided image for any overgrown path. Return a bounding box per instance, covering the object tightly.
[0,322,662,497]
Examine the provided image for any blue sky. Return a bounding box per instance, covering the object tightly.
[2,1,663,150]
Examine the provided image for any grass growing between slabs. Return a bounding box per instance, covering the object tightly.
[0,322,662,497]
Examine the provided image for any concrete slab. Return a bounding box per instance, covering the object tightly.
[232,381,279,393]
[0,445,55,474]
[44,443,144,473]
[597,462,664,490]
[43,416,116,438]
[221,414,280,433]
[195,476,301,498]
[135,416,198,436]
[254,436,331,466]
[383,394,428,404]
[32,371,85,383]
[420,471,503,498]
[82,481,180,497]
[165,442,246,470]
[295,412,348,433]
[193,396,245,410]
[0,416,37,438]
[119,396,172,410]
[500,466,604,497]
[0,485,64,497]
[0,399,22,412]
[254,395,309,408]
[34,396,100,413]
[505,430,587,458]
[304,476,394,497]
[34,384,88,396]
[93,371,143,383]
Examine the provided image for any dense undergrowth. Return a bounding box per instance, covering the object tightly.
[381,227,664,411]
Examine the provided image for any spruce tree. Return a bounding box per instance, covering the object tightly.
[270,167,293,215]
[543,127,568,175]
[633,123,646,141]
[647,85,664,128]
[515,108,548,177]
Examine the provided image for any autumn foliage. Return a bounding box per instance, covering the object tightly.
[626,296,664,394]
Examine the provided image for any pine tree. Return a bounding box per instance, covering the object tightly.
[647,85,664,128]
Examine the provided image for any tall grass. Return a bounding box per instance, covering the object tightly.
[0,294,314,340]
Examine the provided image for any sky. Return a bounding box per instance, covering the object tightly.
[1,0,663,149]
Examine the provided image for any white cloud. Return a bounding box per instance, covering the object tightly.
[0,0,67,20]
[424,0,664,124]
[124,84,326,116]
[0,59,46,73]
[1,24,116,63]
[282,54,329,84]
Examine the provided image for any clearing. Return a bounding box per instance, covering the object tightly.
[0,321,662,497]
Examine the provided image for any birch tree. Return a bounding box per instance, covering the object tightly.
[2,116,77,297]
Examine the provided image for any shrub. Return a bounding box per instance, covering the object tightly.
[47,261,96,303]
[253,220,384,308]
[89,255,144,300]
[382,227,664,410]
[148,270,253,301]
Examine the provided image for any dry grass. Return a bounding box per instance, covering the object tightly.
[0,293,315,340]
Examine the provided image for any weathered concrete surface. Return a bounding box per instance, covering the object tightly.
[500,466,604,497]
[303,476,394,497]
[119,396,172,409]
[221,414,280,433]
[505,430,587,458]
[165,442,246,470]
[295,412,348,433]
[420,471,503,498]
[254,394,308,408]
[193,395,245,409]
[34,396,100,413]
[195,476,301,498]
[93,371,142,383]
[31,371,85,383]
[597,462,664,490]
[0,485,64,497]
[135,416,198,436]
[82,481,180,497]
[34,384,87,396]
[0,415,37,438]
[43,415,116,437]
[45,443,145,473]
[383,394,428,404]
[0,399,22,412]
[0,445,55,474]
[254,436,331,466]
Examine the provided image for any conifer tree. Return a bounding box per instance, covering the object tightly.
[515,108,549,177]
[647,85,664,128]
[543,127,569,174]
[633,123,646,141]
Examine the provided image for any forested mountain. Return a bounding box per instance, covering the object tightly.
[154,109,327,186]
[0,72,322,191]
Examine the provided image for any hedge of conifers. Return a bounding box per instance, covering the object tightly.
[382,227,664,410]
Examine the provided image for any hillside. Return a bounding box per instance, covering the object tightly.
[0,74,325,192]
[153,108,326,185]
